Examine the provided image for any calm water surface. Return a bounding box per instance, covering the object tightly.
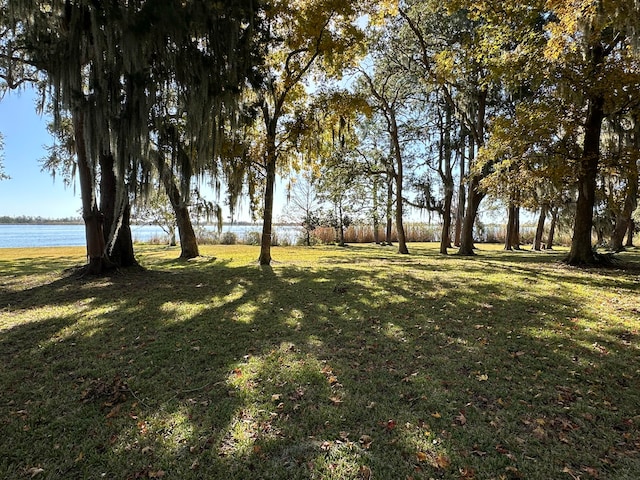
[0,224,299,248]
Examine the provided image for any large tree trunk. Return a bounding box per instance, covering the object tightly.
[457,89,486,256]
[158,157,199,259]
[533,204,548,251]
[610,164,638,251]
[547,206,558,250]
[259,138,277,265]
[504,203,517,251]
[72,108,107,274]
[566,42,606,265]
[458,177,484,255]
[109,203,136,267]
[565,94,604,265]
[100,153,136,267]
[513,206,521,249]
[626,220,635,247]
[175,204,199,259]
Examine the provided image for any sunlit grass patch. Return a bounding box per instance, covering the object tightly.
[1,243,639,479]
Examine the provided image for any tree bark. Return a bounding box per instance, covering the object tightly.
[565,94,604,265]
[626,220,635,247]
[440,183,453,254]
[372,177,380,244]
[547,206,558,249]
[174,203,199,259]
[385,169,394,245]
[458,176,484,255]
[439,104,454,254]
[533,204,548,251]
[610,163,638,251]
[504,204,516,251]
[457,88,487,256]
[100,153,136,267]
[390,113,409,255]
[259,138,277,265]
[454,138,466,247]
[72,108,107,274]
[337,202,346,246]
[513,206,521,249]
[158,157,199,259]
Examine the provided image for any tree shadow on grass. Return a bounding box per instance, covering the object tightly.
[1,249,639,479]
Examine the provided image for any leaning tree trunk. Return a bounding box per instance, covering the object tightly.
[174,203,199,259]
[100,153,136,267]
[72,108,107,274]
[164,182,200,260]
[565,94,604,265]
[159,158,199,259]
[533,204,548,251]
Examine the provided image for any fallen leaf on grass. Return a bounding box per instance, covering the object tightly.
[476,374,488,381]
[505,466,522,478]
[459,466,476,479]
[562,466,581,480]
[416,451,428,462]
[582,466,599,478]
[533,426,547,440]
[455,412,467,426]
[105,404,122,419]
[358,465,372,480]
[148,470,165,478]
[434,454,451,469]
[359,435,373,449]
[26,467,44,478]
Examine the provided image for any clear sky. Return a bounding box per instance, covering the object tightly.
[0,87,288,222]
[0,88,81,218]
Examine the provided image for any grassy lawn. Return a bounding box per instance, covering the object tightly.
[1,243,639,479]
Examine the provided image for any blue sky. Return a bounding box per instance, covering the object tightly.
[0,88,81,218]
[0,87,288,222]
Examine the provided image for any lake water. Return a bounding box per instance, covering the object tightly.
[0,224,301,248]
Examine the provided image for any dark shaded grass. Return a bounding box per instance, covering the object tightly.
[1,244,639,479]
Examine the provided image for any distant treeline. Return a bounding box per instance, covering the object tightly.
[0,215,83,224]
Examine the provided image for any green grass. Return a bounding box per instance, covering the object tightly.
[1,243,639,479]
